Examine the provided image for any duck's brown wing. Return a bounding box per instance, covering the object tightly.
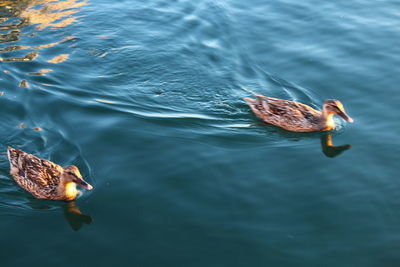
[7,147,63,192]
[244,95,322,132]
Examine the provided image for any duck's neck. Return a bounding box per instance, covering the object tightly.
[321,111,335,131]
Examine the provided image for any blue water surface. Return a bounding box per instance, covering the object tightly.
[0,0,399,266]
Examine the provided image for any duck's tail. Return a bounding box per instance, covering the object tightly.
[7,147,22,172]
[244,94,267,103]
[244,95,269,112]
[243,97,256,105]
[7,146,14,162]
[7,146,17,157]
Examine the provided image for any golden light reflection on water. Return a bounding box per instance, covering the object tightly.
[48,53,69,63]
[0,50,37,61]
[95,99,114,104]
[20,0,87,30]
[0,0,87,84]
[28,68,53,75]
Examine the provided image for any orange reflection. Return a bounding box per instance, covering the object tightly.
[0,51,37,61]
[34,35,75,50]
[95,99,114,104]
[0,0,86,79]
[28,68,53,75]
[20,0,87,30]
[48,53,69,63]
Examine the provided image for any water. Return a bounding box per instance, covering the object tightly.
[0,0,399,266]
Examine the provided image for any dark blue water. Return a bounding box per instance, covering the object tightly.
[1,0,399,266]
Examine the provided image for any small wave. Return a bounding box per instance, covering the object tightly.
[127,111,214,120]
[216,123,252,128]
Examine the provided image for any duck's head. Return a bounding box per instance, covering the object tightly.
[323,100,354,123]
[62,165,93,190]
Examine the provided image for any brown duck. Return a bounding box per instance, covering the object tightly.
[244,95,353,132]
[7,147,93,201]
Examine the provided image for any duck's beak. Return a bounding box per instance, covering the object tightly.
[75,178,93,190]
[337,110,354,123]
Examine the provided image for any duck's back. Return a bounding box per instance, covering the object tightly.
[7,147,64,199]
[244,95,323,132]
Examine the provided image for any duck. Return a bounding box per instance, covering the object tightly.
[244,95,353,132]
[7,147,93,201]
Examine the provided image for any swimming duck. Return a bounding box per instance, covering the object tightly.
[244,95,353,132]
[7,147,93,201]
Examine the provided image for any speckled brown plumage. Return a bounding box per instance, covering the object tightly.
[244,95,353,132]
[7,147,93,201]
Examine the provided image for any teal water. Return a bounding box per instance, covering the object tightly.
[0,0,399,266]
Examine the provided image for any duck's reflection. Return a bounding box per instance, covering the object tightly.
[258,123,352,158]
[320,132,351,158]
[27,198,92,231]
[63,201,93,231]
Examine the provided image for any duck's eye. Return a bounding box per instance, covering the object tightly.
[330,105,339,111]
[72,173,82,179]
